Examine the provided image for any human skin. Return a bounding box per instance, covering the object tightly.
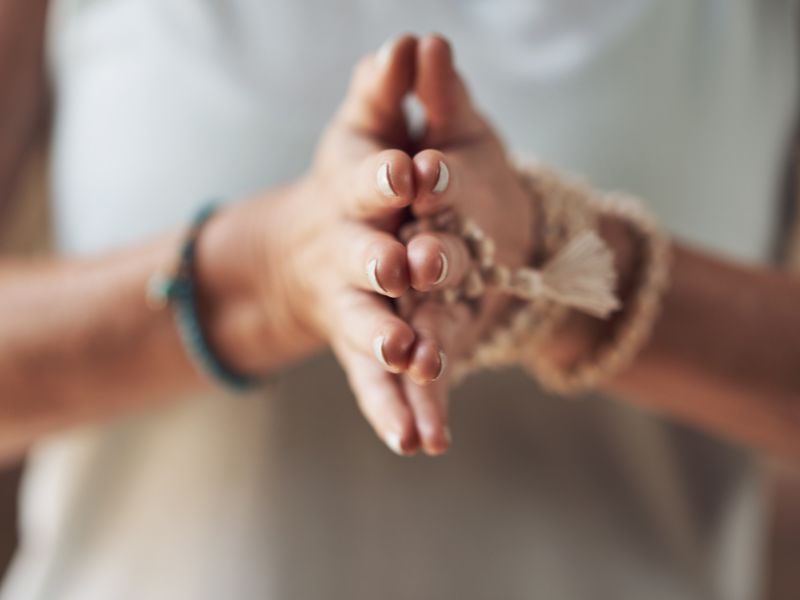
[403,36,800,461]
[1,11,799,462]
[0,32,494,459]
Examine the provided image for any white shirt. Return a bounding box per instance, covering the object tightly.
[3,1,798,599]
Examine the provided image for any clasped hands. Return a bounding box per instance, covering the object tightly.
[204,35,536,456]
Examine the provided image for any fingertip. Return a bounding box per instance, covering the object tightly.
[375,150,415,207]
[415,34,485,145]
[420,33,454,65]
[373,34,418,116]
[407,233,447,292]
[412,149,453,214]
[432,160,450,194]
[408,337,446,385]
[386,426,421,457]
[377,33,418,68]
[422,424,452,456]
[382,399,420,457]
[435,350,448,381]
[376,162,396,198]
[417,34,457,103]
[352,150,414,217]
[341,35,417,140]
[402,372,451,456]
[336,342,421,459]
[366,238,409,297]
[374,321,416,373]
[377,37,398,67]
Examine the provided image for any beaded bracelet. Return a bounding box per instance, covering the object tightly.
[146,203,265,393]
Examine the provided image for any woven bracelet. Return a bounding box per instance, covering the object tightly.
[147,203,265,393]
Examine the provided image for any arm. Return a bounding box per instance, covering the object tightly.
[0,37,468,461]
[535,213,800,459]
[609,241,800,459]
[404,34,800,460]
[0,191,320,462]
[0,0,212,459]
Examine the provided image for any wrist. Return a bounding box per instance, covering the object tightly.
[193,188,322,376]
[456,159,669,393]
[538,215,640,368]
[504,168,539,270]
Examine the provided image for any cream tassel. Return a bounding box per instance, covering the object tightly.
[505,231,620,318]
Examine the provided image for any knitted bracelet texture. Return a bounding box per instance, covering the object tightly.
[402,160,671,394]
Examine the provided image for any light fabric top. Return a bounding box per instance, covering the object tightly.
[2,1,798,599]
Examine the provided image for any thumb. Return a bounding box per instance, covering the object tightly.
[338,35,417,145]
[415,35,489,147]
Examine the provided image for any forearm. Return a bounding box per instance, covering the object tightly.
[0,236,197,455]
[612,242,800,458]
[546,221,800,459]
[0,189,321,460]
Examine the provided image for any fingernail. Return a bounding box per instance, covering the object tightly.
[432,160,449,193]
[377,162,397,198]
[434,350,448,381]
[373,335,391,369]
[433,252,449,286]
[367,258,389,295]
[386,431,405,456]
[377,37,397,67]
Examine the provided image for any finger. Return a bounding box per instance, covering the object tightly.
[345,149,415,218]
[411,150,457,216]
[406,299,469,386]
[407,231,471,292]
[334,341,420,456]
[334,221,409,298]
[332,288,416,373]
[404,300,471,455]
[415,34,488,146]
[402,376,450,456]
[339,34,417,143]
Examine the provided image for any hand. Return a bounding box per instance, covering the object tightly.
[199,35,533,458]
[198,36,456,456]
[394,36,537,455]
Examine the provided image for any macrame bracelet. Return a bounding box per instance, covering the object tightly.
[520,180,672,394]
[404,160,671,394]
